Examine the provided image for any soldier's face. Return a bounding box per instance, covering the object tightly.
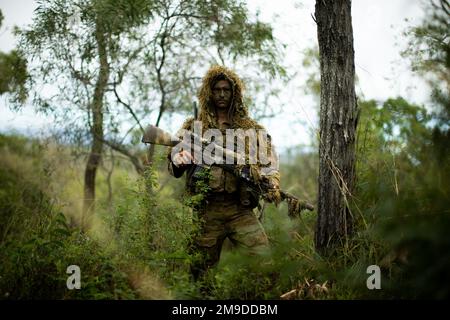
[212,79,232,110]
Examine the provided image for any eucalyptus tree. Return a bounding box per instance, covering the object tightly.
[402,0,449,127]
[314,0,358,252]
[0,9,27,103]
[16,0,285,225]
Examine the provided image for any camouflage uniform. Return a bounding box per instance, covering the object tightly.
[168,66,280,279]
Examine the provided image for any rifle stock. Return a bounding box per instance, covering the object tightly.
[141,125,181,147]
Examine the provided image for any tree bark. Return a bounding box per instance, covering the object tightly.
[315,0,358,252]
[82,21,110,229]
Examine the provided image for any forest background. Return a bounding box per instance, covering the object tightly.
[0,0,448,299]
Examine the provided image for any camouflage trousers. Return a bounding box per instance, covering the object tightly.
[190,193,269,280]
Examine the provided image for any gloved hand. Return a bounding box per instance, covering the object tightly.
[264,177,282,206]
[286,198,314,218]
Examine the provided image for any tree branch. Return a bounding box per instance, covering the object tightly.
[101,138,145,174]
[112,82,145,133]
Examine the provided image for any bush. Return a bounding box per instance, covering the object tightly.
[0,134,137,299]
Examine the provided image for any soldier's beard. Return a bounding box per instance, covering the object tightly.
[214,104,234,123]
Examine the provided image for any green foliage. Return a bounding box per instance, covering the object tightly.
[0,10,28,103]
[207,213,312,299]
[1,0,448,300]
[90,0,155,34]
[1,228,137,300]
[1,89,448,299]
[0,134,137,299]
[402,0,449,85]
[352,94,450,299]
[16,0,286,136]
[315,1,450,299]
[95,155,203,298]
[402,0,449,127]
[0,50,28,103]
[183,168,212,210]
[281,150,318,204]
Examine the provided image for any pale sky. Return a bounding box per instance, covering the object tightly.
[0,0,429,152]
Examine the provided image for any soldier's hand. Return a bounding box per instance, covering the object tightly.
[264,178,282,206]
[268,178,279,190]
[286,198,313,217]
[172,150,194,167]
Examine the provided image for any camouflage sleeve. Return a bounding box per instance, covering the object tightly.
[167,116,195,178]
[260,134,280,185]
[261,138,281,205]
[167,147,189,178]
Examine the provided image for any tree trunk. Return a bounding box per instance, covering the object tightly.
[82,22,109,229]
[144,109,162,196]
[147,143,156,166]
[314,0,358,252]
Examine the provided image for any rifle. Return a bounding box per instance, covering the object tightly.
[141,125,314,217]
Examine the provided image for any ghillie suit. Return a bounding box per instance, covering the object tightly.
[167,65,280,280]
[171,65,281,196]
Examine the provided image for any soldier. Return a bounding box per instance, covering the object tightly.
[168,65,281,280]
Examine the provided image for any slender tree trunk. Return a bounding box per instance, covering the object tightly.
[147,143,156,166]
[315,0,358,252]
[144,110,162,196]
[82,22,109,229]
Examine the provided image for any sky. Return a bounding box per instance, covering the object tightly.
[0,0,429,152]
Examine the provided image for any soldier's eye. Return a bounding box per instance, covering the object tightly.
[213,88,231,93]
